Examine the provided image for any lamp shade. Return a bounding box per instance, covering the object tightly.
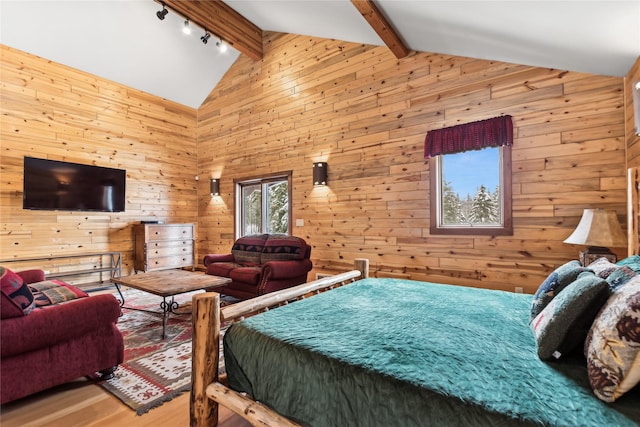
[563,208,626,248]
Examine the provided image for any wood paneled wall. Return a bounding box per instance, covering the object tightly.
[0,37,630,293]
[197,33,627,293]
[625,56,640,167]
[0,45,198,281]
[624,56,640,255]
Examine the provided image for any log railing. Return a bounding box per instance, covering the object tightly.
[190,267,365,426]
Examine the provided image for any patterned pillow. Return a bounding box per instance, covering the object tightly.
[588,257,619,279]
[606,266,637,291]
[585,277,640,402]
[617,255,640,272]
[261,234,308,263]
[231,234,269,264]
[530,260,590,322]
[0,267,36,318]
[29,280,88,306]
[531,271,610,360]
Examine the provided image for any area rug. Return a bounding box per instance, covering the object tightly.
[98,288,235,415]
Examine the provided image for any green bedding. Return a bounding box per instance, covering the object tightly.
[224,278,640,426]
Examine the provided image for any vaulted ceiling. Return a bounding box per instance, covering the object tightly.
[1,1,639,109]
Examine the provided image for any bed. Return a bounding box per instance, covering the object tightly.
[190,263,640,426]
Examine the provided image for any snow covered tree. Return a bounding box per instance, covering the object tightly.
[267,181,288,233]
[470,185,498,223]
[441,180,462,224]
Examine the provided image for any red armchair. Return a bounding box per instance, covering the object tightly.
[1,268,124,404]
[204,234,313,300]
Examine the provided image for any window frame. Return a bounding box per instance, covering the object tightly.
[234,171,293,238]
[429,145,512,236]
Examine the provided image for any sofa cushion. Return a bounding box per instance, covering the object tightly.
[585,276,640,402]
[1,267,36,318]
[232,234,269,264]
[261,234,307,263]
[230,266,262,286]
[207,262,243,277]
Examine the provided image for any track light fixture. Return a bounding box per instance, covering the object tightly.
[154,4,229,53]
[216,39,228,53]
[156,3,168,20]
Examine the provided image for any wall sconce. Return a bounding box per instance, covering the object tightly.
[210,178,219,196]
[313,162,328,186]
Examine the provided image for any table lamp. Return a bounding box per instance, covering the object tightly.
[563,208,627,266]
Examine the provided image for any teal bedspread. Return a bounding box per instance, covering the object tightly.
[224,278,640,426]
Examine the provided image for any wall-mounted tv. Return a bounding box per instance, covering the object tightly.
[23,157,126,212]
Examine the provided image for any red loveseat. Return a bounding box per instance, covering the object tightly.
[203,234,313,300]
[1,267,124,404]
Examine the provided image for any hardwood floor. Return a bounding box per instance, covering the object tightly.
[0,378,251,427]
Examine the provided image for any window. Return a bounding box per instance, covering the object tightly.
[235,172,292,237]
[425,115,513,236]
[429,146,512,235]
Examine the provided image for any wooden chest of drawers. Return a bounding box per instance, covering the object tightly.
[133,223,194,272]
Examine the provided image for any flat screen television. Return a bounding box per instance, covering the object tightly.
[23,157,126,212]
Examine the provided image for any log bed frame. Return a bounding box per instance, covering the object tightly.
[190,259,369,427]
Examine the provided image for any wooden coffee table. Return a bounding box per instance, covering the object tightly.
[112,269,231,339]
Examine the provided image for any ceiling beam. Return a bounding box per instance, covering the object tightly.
[351,0,410,59]
[158,0,263,61]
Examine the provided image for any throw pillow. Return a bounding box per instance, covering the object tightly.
[531,271,610,360]
[261,234,307,263]
[585,277,640,402]
[530,260,590,322]
[0,267,36,318]
[588,257,618,279]
[29,280,88,306]
[232,234,269,264]
[606,266,637,291]
[617,255,640,272]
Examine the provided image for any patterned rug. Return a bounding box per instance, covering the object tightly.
[97,288,236,415]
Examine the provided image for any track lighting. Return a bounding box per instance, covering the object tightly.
[154,5,229,53]
[216,39,228,53]
[156,3,168,20]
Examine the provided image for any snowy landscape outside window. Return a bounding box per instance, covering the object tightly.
[236,172,291,237]
[429,146,512,235]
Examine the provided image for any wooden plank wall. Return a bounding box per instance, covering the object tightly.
[625,56,640,167]
[625,56,640,255]
[0,45,198,282]
[197,32,627,293]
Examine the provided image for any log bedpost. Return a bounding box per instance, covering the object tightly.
[354,258,369,278]
[191,292,220,427]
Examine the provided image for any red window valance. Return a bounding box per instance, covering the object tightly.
[424,115,513,158]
